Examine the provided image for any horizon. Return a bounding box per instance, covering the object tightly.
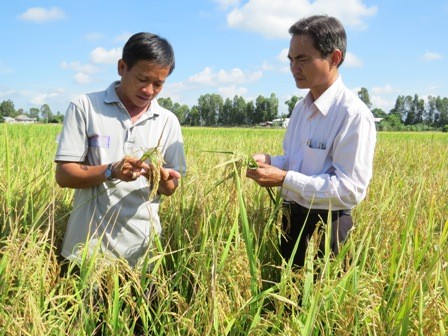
[1,0,447,116]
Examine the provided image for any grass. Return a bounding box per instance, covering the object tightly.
[0,124,447,335]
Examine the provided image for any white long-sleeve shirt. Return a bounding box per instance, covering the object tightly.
[271,76,376,210]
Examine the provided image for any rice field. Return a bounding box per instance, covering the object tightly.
[0,123,447,335]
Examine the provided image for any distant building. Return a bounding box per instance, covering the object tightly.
[15,115,37,123]
[272,118,290,128]
[3,116,16,123]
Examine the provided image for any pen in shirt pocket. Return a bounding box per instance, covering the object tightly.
[307,139,326,150]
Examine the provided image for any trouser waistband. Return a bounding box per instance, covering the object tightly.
[282,201,351,216]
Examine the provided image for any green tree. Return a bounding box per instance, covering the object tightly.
[172,103,189,125]
[285,95,300,117]
[40,104,53,123]
[197,94,223,126]
[371,108,387,119]
[426,96,438,126]
[266,93,279,121]
[381,113,404,131]
[231,95,247,125]
[49,111,64,123]
[0,100,16,117]
[158,97,174,111]
[220,98,232,126]
[436,96,448,127]
[357,87,372,109]
[245,100,256,125]
[255,95,268,124]
[29,107,40,120]
[405,94,424,125]
[253,94,278,124]
[185,106,200,126]
[413,94,425,125]
[390,95,412,123]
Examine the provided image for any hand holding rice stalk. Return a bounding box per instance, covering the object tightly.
[205,150,276,202]
[138,120,182,200]
[204,150,258,193]
[139,146,165,200]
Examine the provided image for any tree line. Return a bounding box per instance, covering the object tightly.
[358,88,448,132]
[158,93,299,127]
[2,89,448,131]
[0,101,64,124]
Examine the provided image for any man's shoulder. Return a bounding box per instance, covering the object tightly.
[71,82,117,105]
[152,100,181,123]
[338,88,372,117]
[69,89,106,107]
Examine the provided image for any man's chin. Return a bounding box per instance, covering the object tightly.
[295,80,308,89]
[135,98,152,107]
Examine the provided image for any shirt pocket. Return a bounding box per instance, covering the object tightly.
[302,145,328,176]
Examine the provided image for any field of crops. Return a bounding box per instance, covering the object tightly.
[0,124,447,335]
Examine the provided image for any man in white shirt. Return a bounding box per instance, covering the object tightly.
[246,15,376,267]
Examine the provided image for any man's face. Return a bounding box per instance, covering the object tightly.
[288,34,334,98]
[117,59,171,110]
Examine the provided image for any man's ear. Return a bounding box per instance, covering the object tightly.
[330,49,343,68]
[117,59,126,76]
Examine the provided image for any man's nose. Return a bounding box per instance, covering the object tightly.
[142,84,154,95]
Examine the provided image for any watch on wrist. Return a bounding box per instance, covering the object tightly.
[104,163,115,181]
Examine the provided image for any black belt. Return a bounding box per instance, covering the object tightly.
[282,201,351,216]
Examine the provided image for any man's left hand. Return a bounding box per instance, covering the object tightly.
[246,162,286,187]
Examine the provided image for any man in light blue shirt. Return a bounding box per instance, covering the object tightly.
[55,33,186,269]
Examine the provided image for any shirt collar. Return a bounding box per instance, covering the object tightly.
[105,81,121,104]
[305,76,344,117]
[104,81,159,120]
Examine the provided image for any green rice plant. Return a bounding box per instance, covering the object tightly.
[139,145,164,201]
[1,126,448,335]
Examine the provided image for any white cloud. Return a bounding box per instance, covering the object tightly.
[85,32,104,42]
[343,52,363,67]
[61,61,97,85]
[423,52,443,61]
[18,7,66,23]
[114,32,132,43]
[74,73,91,85]
[30,94,47,105]
[90,47,122,64]
[0,61,14,74]
[261,49,290,73]
[187,66,262,86]
[30,89,64,106]
[60,61,97,74]
[188,67,215,85]
[261,61,274,71]
[0,89,16,98]
[277,48,289,63]
[213,0,241,10]
[371,95,394,112]
[372,84,394,94]
[218,85,248,98]
[225,0,377,39]
[159,82,185,104]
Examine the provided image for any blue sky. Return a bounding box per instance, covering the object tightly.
[1,0,447,116]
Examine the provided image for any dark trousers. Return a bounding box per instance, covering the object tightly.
[281,202,353,268]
